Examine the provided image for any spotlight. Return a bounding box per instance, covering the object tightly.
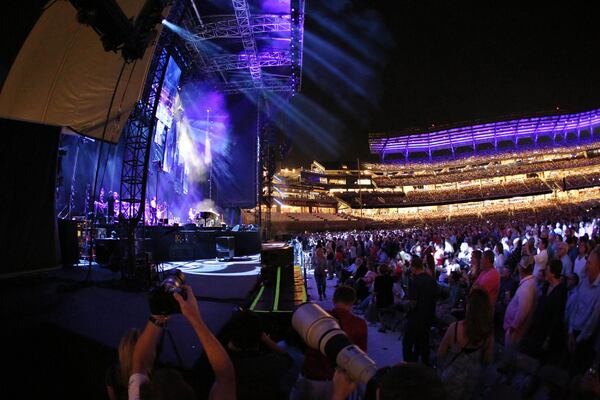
[161,19,167,25]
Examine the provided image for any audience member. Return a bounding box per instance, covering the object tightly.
[437,288,494,400]
[128,285,235,400]
[314,248,328,300]
[566,246,600,374]
[106,328,139,400]
[556,241,574,276]
[331,363,446,400]
[473,250,500,304]
[403,257,438,365]
[226,310,294,400]
[293,286,367,400]
[533,237,549,277]
[503,255,537,349]
[374,265,395,333]
[574,241,589,281]
[520,259,567,363]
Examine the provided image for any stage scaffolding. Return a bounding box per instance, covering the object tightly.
[118,0,305,264]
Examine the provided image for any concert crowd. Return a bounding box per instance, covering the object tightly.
[113,208,600,400]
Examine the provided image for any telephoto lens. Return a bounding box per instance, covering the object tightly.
[292,302,377,383]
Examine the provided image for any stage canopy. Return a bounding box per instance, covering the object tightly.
[0,0,166,143]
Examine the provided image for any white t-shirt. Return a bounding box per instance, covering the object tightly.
[574,256,587,280]
[494,253,506,270]
[533,249,548,276]
[561,255,573,276]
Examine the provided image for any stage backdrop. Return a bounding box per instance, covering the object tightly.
[0,119,61,277]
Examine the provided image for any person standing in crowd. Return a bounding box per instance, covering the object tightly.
[495,266,517,335]
[403,257,438,365]
[374,265,395,333]
[313,247,328,300]
[293,286,367,400]
[106,328,139,400]
[506,238,522,273]
[556,241,573,276]
[468,249,483,285]
[494,243,506,271]
[437,288,494,400]
[533,237,549,278]
[566,246,600,374]
[473,250,500,304]
[226,310,294,400]
[503,255,537,349]
[574,241,589,281]
[520,259,567,363]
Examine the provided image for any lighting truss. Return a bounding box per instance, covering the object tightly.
[199,50,291,73]
[192,15,292,40]
[184,0,304,94]
[370,108,600,158]
[232,0,261,86]
[218,76,293,93]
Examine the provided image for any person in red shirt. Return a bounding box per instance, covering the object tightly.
[291,286,368,400]
[473,249,500,304]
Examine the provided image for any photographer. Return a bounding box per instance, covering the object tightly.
[128,285,235,400]
[225,310,294,400]
[292,285,368,400]
[331,363,446,400]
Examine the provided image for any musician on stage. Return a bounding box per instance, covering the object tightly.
[107,191,118,224]
[94,187,107,222]
[150,196,158,225]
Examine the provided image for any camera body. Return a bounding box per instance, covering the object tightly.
[149,269,187,315]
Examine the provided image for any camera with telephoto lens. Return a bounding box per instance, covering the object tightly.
[292,302,377,383]
[149,269,187,315]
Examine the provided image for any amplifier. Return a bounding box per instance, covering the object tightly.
[261,242,293,268]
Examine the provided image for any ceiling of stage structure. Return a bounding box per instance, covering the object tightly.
[0,0,165,143]
[168,0,304,95]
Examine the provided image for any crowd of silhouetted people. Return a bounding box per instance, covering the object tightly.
[108,209,600,399]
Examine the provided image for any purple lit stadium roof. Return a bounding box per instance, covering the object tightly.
[369,108,600,158]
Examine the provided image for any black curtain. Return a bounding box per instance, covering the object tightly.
[0,118,61,277]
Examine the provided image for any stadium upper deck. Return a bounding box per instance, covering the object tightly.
[369,108,600,161]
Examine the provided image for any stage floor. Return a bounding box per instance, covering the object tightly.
[3,254,263,394]
[160,254,261,301]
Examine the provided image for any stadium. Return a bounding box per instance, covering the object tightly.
[250,107,600,234]
[3,2,600,399]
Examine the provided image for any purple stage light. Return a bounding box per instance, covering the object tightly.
[260,0,291,14]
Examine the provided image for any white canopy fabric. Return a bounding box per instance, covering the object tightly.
[0,0,164,143]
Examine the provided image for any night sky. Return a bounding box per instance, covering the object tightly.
[4,1,600,167]
[284,1,600,166]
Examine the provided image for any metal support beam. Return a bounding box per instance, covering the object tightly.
[192,15,291,40]
[232,0,262,87]
[200,50,291,73]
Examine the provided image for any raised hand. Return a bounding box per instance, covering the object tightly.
[173,285,202,323]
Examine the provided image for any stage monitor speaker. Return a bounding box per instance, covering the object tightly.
[216,236,235,259]
[261,243,293,268]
